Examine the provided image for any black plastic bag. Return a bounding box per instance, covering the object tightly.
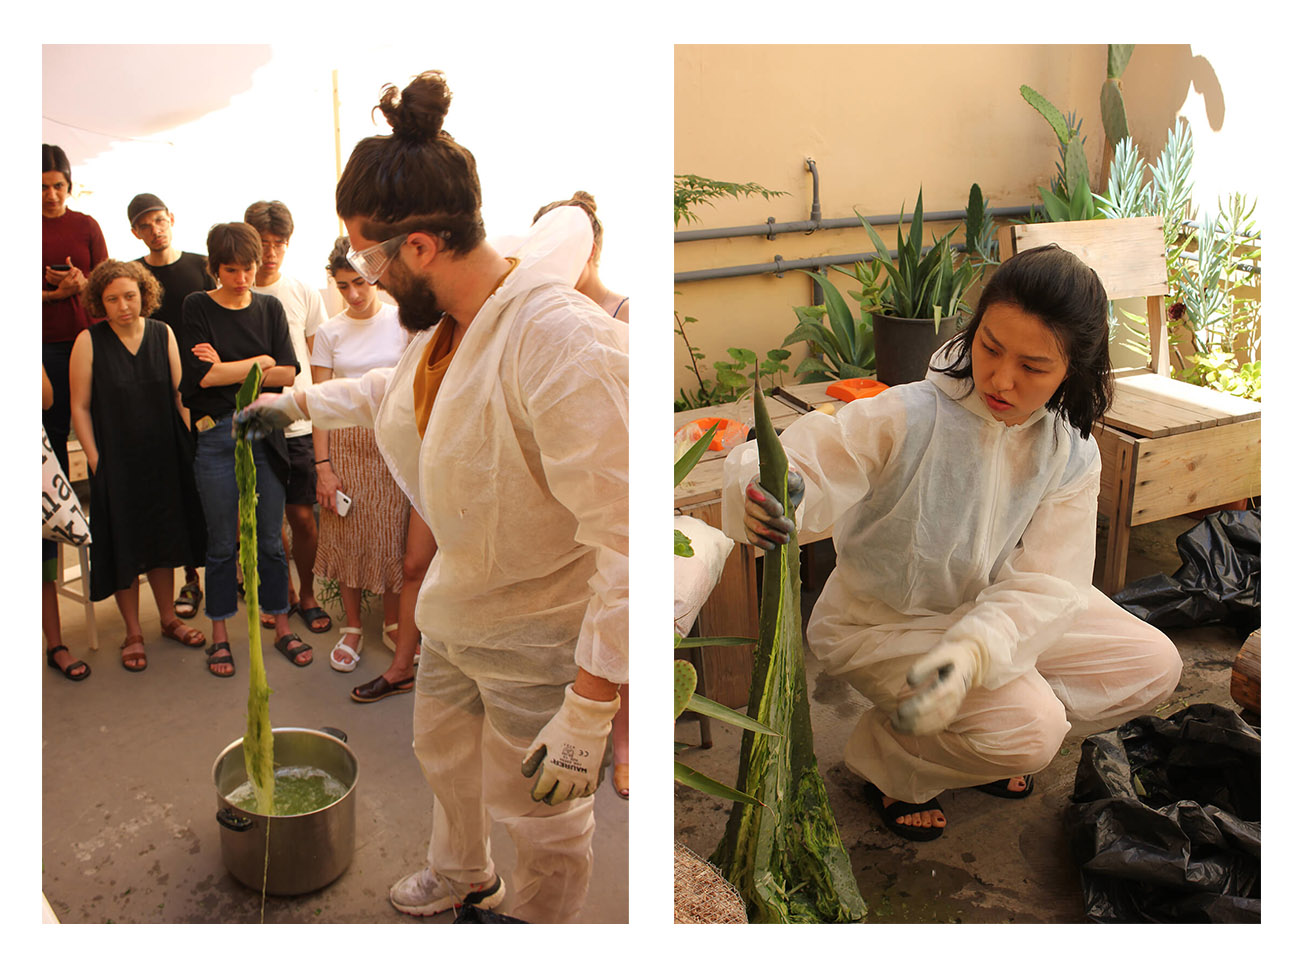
[453,904,528,923]
[1112,509,1260,634]
[1065,703,1260,923]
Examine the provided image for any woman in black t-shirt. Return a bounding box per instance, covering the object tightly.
[178,222,313,677]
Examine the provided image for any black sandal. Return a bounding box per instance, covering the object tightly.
[174,580,202,619]
[205,641,236,678]
[864,780,945,842]
[350,674,415,703]
[973,774,1035,799]
[274,633,314,667]
[46,644,90,682]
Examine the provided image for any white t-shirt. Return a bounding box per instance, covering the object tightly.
[253,274,328,438]
[311,302,409,380]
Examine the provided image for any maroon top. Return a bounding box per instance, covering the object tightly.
[42,208,108,342]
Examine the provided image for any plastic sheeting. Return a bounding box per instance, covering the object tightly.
[1065,703,1260,923]
[1112,509,1260,633]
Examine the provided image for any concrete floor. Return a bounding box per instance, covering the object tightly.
[41,569,628,924]
[674,513,1255,923]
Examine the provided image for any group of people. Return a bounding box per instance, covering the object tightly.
[44,69,630,923]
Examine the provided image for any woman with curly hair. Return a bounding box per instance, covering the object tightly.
[69,260,207,672]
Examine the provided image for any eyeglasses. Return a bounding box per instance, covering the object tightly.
[261,239,289,252]
[346,234,408,284]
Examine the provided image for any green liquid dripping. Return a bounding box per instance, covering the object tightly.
[228,766,348,816]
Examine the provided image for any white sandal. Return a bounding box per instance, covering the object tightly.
[329,628,363,673]
[382,623,399,653]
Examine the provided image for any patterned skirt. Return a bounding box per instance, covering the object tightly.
[313,425,409,594]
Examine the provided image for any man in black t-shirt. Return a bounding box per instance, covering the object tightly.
[129,193,215,335]
[129,192,214,618]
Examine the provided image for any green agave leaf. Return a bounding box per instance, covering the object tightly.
[687,692,783,736]
[710,372,868,923]
[1039,185,1070,222]
[675,762,766,809]
[801,271,858,361]
[675,635,757,648]
[673,422,720,487]
[908,188,925,263]
[783,320,844,362]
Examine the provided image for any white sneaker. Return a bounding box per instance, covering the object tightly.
[388,868,506,917]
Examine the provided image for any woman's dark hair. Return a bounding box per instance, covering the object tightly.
[42,144,72,187]
[204,222,263,276]
[533,190,602,253]
[932,244,1113,438]
[325,236,353,276]
[335,70,484,255]
[82,260,162,319]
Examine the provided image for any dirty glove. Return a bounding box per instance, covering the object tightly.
[892,641,983,736]
[742,471,805,551]
[522,685,620,804]
[233,391,306,440]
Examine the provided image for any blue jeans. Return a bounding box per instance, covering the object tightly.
[192,414,290,621]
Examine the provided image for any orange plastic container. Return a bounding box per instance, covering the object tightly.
[676,417,749,452]
[826,377,889,402]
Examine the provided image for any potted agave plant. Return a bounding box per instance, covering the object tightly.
[858,188,978,386]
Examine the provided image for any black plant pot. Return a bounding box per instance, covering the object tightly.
[872,313,961,386]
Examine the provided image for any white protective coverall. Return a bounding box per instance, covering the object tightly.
[722,351,1180,804]
[303,207,628,922]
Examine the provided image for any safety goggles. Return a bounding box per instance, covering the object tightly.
[346,233,408,284]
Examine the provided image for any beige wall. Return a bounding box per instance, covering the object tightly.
[673,44,1232,402]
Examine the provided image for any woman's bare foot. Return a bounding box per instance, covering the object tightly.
[881,793,945,831]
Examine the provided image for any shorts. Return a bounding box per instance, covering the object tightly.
[284,433,317,507]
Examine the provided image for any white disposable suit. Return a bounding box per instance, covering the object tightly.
[303,207,628,922]
[722,351,1180,804]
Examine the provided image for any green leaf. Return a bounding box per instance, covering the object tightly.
[686,692,783,736]
[710,374,867,923]
[1021,84,1070,145]
[675,635,757,648]
[675,762,766,809]
[674,528,694,557]
[674,659,698,718]
[673,422,719,487]
[1107,43,1135,79]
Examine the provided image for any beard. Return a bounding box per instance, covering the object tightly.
[385,258,446,333]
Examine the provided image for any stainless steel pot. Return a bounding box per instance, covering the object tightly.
[212,726,358,896]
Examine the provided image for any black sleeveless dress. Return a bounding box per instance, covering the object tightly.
[87,319,206,600]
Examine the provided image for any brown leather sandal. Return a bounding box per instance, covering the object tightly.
[120,635,147,673]
[162,617,206,648]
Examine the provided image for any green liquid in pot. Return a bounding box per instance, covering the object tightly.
[228,765,348,816]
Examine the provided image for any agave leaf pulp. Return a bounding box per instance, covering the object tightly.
[235,366,275,815]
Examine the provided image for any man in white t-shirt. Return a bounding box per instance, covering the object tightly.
[244,200,333,635]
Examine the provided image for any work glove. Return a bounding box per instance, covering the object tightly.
[521,684,620,805]
[743,470,805,551]
[233,391,306,440]
[891,641,982,736]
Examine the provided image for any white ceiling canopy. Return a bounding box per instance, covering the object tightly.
[42,44,273,167]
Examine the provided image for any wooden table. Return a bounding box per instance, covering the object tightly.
[1095,373,1261,593]
[675,383,846,706]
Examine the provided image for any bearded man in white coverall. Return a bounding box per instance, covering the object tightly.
[237,70,628,924]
